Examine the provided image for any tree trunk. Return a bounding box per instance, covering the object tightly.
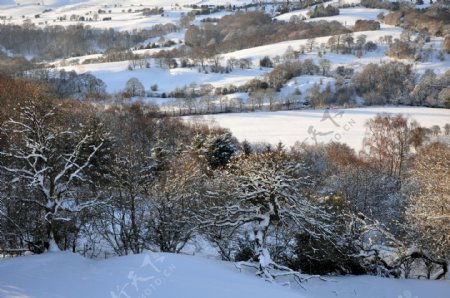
[48,231,60,252]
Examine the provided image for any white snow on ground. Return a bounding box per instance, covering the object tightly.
[54,45,180,66]
[0,252,304,298]
[223,29,449,75]
[61,61,266,93]
[145,76,336,111]
[275,5,317,22]
[223,26,404,62]
[305,7,386,26]
[9,1,445,92]
[194,107,450,149]
[224,6,449,75]
[58,26,448,94]
[0,0,254,31]
[279,75,336,99]
[274,0,361,22]
[276,5,386,26]
[0,252,449,298]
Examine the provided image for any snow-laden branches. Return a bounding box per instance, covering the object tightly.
[405,142,450,273]
[0,101,109,249]
[200,152,335,282]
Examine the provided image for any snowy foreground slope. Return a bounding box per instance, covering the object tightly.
[0,252,449,298]
[196,106,450,149]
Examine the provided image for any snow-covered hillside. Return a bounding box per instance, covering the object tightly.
[1,252,449,298]
[194,107,450,149]
[3,0,447,96]
[60,61,267,94]
[0,0,254,31]
[46,4,447,95]
[1,1,449,297]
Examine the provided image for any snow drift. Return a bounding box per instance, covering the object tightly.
[0,252,449,298]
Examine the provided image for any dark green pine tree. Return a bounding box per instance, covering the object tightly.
[204,132,236,169]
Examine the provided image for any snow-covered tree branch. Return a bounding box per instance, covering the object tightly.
[0,100,110,251]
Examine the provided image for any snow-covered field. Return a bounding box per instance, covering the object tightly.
[57,26,448,95]
[224,6,449,76]
[1,252,449,298]
[52,4,448,95]
[193,107,450,149]
[305,7,384,26]
[1,0,184,30]
[1,0,449,113]
[276,6,386,26]
[61,61,267,93]
[0,0,254,30]
[4,0,445,95]
[0,2,449,297]
[279,75,336,99]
